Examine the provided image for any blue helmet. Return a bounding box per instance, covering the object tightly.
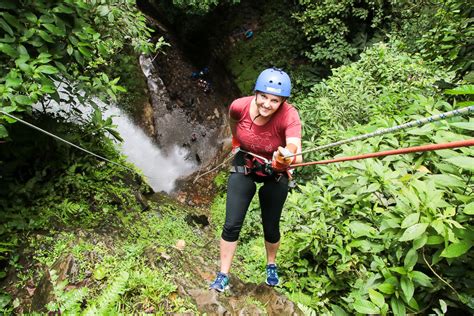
[254,68,291,97]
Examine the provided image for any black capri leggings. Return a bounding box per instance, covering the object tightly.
[221,171,289,243]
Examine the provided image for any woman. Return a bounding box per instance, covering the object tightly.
[210,68,302,292]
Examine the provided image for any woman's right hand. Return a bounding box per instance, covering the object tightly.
[232,136,240,154]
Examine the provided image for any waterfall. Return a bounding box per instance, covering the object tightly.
[34,86,197,193]
[104,106,196,193]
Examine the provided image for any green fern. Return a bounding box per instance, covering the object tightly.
[46,269,88,314]
[83,271,129,315]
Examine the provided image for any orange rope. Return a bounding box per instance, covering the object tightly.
[290,139,474,168]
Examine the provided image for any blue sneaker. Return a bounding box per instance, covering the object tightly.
[209,272,229,292]
[265,264,279,286]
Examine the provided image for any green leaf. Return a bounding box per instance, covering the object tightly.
[426,235,444,245]
[42,23,65,36]
[401,213,419,229]
[14,95,33,105]
[53,4,75,14]
[6,75,22,88]
[349,221,376,238]
[331,304,348,316]
[0,42,17,57]
[445,157,474,172]
[389,267,407,275]
[390,297,406,316]
[445,85,474,95]
[410,270,432,287]
[1,12,21,30]
[440,241,472,258]
[368,288,385,308]
[36,65,59,75]
[78,46,92,58]
[400,275,414,302]
[378,282,395,294]
[353,299,380,314]
[404,248,418,271]
[430,174,466,188]
[0,124,8,138]
[450,121,474,131]
[0,105,18,113]
[24,12,37,23]
[98,5,110,16]
[464,202,474,215]
[399,223,428,241]
[0,18,13,36]
[37,29,54,43]
[439,299,448,313]
[413,234,427,250]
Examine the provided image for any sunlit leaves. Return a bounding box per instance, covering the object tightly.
[0,0,157,139]
[399,223,429,242]
[440,241,473,258]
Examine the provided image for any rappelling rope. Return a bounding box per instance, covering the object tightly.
[0,110,139,175]
[193,105,474,181]
[285,105,474,159]
[290,139,474,168]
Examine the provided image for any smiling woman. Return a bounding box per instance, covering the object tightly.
[209,68,302,292]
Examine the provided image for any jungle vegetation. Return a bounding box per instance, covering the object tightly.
[0,0,472,314]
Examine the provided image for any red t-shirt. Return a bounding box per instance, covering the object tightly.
[229,96,301,161]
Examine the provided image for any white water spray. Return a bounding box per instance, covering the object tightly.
[104,106,196,193]
[34,85,197,193]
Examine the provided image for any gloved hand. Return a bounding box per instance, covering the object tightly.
[271,146,293,171]
[231,136,240,154]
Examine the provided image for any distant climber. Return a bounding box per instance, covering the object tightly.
[244,30,253,39]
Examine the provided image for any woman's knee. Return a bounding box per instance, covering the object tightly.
[264,231,280,244]
[221,222,242,242]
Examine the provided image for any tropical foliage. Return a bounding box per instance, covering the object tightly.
[217,43,474,314]
[0,0,155,139]
[1,0,473,314]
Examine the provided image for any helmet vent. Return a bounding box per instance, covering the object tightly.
[269,80,273,83]
[278,82,281,85]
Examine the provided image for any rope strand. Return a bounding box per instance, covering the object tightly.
[1,110,138,174]
[286,105,474,159]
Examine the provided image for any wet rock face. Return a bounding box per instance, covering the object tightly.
[140,32,239,167]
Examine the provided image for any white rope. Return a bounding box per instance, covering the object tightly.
[286,105,474,158]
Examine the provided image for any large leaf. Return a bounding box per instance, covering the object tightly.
[378,282,395,294]
[0,18,13,36]
[399,223,428,241]
[410,270,432,287]
[401,213,419,229]
[464,202,474,215]
[353,299,380,314]
[450,121,474,131]
[445,157,474,172]
[440,241,472,258]
[0,124,8,138]
[445,85,474,95]
[349,221,376,238]
[0,42,17,57]
[430,174,465,188]
[390,297,406,316]
[368,288,385,308]
[400,275,414,302]
[404,248,418,271]
[36,65,59,75]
